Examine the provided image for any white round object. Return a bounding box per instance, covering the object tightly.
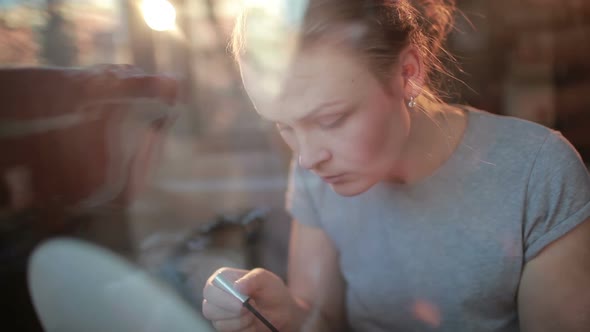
[28,237,213,332]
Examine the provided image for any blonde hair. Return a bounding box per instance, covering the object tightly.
[231,0,458,106]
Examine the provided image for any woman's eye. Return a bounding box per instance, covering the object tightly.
[318,114,345,129]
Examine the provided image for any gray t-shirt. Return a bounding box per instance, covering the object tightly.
[286,108,590,332]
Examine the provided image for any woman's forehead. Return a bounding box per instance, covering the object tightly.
[242,48,373,121]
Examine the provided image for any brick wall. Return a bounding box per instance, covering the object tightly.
[450,0,590,161]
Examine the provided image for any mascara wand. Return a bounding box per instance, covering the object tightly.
[214,274,279,332]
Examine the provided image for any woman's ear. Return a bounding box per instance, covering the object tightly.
[398,46,425,99]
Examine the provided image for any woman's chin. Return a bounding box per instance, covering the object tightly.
[329,179,373,197]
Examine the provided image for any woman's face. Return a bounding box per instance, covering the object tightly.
[243,47,411,196]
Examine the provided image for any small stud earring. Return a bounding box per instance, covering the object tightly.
[407,96,416,109]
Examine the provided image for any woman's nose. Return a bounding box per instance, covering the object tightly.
[298,147,331,170]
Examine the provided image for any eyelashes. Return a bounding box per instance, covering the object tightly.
[275,110,352,133]
[318,114,346,129]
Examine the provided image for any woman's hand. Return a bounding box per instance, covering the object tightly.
[203,267,304,332]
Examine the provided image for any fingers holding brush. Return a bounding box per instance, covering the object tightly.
[203,267,299,332]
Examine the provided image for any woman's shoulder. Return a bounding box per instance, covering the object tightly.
[461,106,560,152]
[459,105,586,175]
[465,106,553,138]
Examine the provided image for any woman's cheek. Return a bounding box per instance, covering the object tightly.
[333,120,384,163]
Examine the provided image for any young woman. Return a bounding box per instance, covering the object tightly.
[202,1,590,331]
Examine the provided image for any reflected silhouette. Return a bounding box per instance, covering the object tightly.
[40,0,78,66]
[0,65,178,331]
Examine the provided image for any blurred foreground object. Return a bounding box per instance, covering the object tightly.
[28,237,213,332]
[0,65,179,331]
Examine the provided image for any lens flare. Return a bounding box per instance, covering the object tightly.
[141,0,176,32]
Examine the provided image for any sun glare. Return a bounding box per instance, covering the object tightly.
[141,0,176,32]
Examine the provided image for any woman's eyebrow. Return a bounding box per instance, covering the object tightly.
[260,100,347,125]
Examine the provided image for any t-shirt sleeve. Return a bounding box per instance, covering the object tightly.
[285,159,323,227]
[524,130,590,262]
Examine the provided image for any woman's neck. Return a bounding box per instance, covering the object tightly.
[390,103,468,185]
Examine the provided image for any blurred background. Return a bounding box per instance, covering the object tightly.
[0,0,588,331]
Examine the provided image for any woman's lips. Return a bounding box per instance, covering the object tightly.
[321,174,345,183]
